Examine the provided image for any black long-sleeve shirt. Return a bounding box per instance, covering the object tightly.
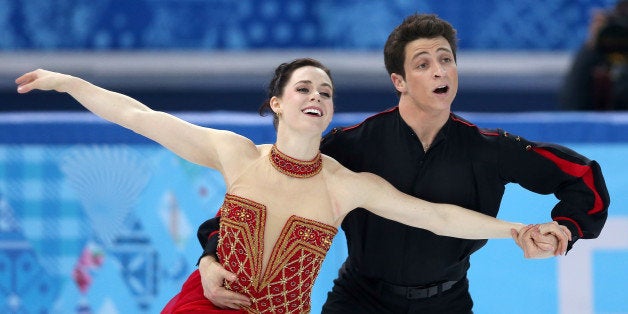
[198,107,609,285]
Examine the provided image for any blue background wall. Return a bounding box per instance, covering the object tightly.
[0,112,627,314]
[0,0,617,51]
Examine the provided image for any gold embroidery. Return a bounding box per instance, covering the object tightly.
[217,194,337,314]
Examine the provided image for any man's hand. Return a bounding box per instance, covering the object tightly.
[198,255,251,309]
[511,222,572,259]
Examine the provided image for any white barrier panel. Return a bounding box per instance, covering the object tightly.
[559,217,628,314]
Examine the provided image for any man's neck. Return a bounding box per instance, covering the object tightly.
[398,102,449,149]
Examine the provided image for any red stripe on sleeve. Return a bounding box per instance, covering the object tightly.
[533,147,604,214]
[208,230,219,240]
[553,216,584,237]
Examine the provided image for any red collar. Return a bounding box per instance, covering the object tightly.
[269,145,322,178]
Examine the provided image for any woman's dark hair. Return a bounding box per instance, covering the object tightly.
[258,58,333,129]
[384,13,458,95]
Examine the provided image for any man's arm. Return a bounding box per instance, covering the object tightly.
[195,216,251,308]
[499,131,610,253]
[196,217,221,265]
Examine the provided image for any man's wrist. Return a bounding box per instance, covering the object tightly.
[199,254,217,266]
[556,220,581,253]
[197,249,218,266]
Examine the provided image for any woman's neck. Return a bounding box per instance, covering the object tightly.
[274,132,322,161]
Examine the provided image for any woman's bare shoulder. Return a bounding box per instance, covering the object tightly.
[321,153,343,170]
[321,154,365,188]
[219,133,263,158]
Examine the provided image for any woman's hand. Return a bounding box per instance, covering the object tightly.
[15,69,71,94]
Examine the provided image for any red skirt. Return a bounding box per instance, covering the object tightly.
[161,270,245,314]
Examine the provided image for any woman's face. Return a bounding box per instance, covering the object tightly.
[273,66,334,134]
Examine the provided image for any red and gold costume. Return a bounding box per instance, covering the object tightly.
[163,146,337,314]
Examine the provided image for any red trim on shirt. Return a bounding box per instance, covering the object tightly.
[342,106,398,132]
[532,147,604,215]
[450,114,475,127]
[450,114,499,136]
[554,216,584,237]
[207,209,222,240]
[207,230,219,240]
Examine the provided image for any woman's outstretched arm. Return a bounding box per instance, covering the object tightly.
[15,69,255,173]
[337,170,570,255]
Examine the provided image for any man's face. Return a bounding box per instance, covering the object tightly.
[396,36,458,112]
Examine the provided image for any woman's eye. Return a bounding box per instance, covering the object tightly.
[320,92,331,98]
[297,87,309,93]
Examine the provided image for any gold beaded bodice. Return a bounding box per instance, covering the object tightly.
[217,194,337,314]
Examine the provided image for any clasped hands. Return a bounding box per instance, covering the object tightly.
[511,221,572,258]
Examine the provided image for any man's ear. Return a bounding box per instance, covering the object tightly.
[391,73,406,94]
